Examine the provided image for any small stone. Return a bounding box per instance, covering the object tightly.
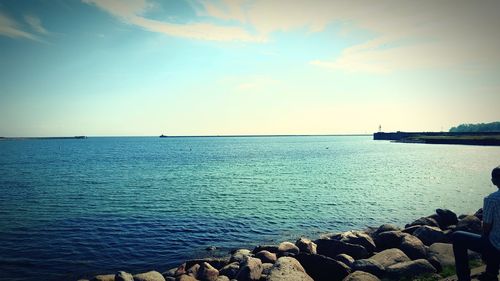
[230,249,252,263]
[236,256,262,281]
[186,264,200,278]
[255,250,277,264]
[219,262,239,279]
[115,271,133,281]
[199,262,219,281]
[295,237,317,255]
[278,241,300,256]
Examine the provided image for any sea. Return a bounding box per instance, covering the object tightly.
[0,136,499,281]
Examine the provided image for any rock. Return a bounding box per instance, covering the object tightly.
[134,271,166,281]
[406,217,440,228]
[371,224,401,238]
[255,250,277,264]
[236,257,262,281]
[455,215,482,234]
[296,253,350,281]
[436,209,458,228]
[385,259,437,279]
[90,275,115,281]
[176,275,197,281]
[371,248,411,268]
[216,276,229,281]
[474,208,483,220]
[315,239,369,260]
[330,231,376,254]
[352,259,384,277]
[402,225,421,235]
[374,231,405,251]
[342,271,380,281]
[175,263,187,276]
[295,237,317,254]
[335,254,355,268]
[253,245,279,254]
[187,264,200,278]
[427,256,442,272]
[261,263,273,275]
[230,249,253,264]
[412,226,446,246]
[427,243,456,267]
[115,271,133,281]
[163,268,178,278]
[199,262,219,281]
[219,262,239,279]
[265,257,313,281]
[399,234,427,260]
[278,242,300,256]
[186,258,229,270]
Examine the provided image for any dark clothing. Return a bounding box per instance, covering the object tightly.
[452,231,500,281]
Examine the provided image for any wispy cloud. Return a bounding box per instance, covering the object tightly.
[24,14,48,34]
[83,0,264,42]
[0,12,40,41]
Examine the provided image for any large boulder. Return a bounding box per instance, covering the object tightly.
[295,238,317,255]
[278,242,300,256]
[296,253,350,281]
[236,257,262,281]
[427,243,455,267]
[230,249,253,264]
[186,264,200,278]
[406,217,440,228]
[435,209,458,228]
[342,271,380,281]
[255,250,277,264]
[455,215,482,234]
[329,231,376,254]
[385,259,437,280]
[134,271,166,281]
[371,224,401,238]
[115,271,133,281]
[176,275,197,281]
[335,254,355,268]
[315,239,369,260]
[219,262,239,279]
[199,262,219,281]
[374,231,405,251]
[265,257,313,281]
[351,259,384,277]
[412,226,446,246]
[399,234,427,260]
[370,248,411,268]
[253,245,279,254]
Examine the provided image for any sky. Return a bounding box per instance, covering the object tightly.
[1,0,499,137]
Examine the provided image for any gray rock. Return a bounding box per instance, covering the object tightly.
[315,239,369,260]
[165,278,175,281]
[199,262,219,281]
[236,256,262,281]
[374,231,405,251]
[278,242,300,256]
[265,257,313,281]
[427,242,456,267]
[295,237,317,255]
[436,209,458,228]
[163,267,178,278]
[455,215,482,234]
[342,271,381,281]
[330,231,376,254]
[216,276,229,281]
[335,254,355,268]
[186,264,200,278]
[402,225,421,235]
[175,263,187,276]
[90,275,115,281]
[371,248,411,268]
[352,259,384,277]
[230,249,253,264]
[412,226,446,246]
[261,263,273,275]
[219,262,240,279]
[252,245,279,254]
[134,271,166,281]
[255,250,277,264]
[115,271,133,281]
[176,275,197,281]
[371,224,401,238]
[406,217,440,228]
[399,234,427,260]
[385,259,437,279]
[296,253,350,281]
[186,258,229,270]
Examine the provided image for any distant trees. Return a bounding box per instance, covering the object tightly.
[449,121,500,132]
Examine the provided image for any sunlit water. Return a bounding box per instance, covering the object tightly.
[0,136,499,281]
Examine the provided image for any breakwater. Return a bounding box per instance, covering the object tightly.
[82,207,484,281]
[373,132,500,146]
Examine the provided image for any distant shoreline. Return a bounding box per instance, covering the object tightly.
[0,134,371,140]
[374,131,500,146]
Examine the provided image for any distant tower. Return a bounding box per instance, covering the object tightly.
[378,125,382,132]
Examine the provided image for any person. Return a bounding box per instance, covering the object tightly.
[452,166,500,281]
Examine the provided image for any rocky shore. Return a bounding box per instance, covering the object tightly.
[82,208,485,281]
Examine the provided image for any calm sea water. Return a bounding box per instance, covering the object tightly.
[0,136,499,281]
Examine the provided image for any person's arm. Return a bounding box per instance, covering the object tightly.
[482,197,494,238]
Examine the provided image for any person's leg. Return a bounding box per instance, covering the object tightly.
[452,231,483,281]
[482,239,500,279]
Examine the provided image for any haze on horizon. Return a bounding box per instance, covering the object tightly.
[1,0,499,137]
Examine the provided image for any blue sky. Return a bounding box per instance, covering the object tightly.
[1,0,499,136]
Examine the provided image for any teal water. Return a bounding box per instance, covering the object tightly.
[0,136,499,281]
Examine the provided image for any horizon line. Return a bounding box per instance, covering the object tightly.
[0,133,374,139]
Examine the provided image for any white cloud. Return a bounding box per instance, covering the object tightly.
[0,12,40,41]
[24,14,48,34]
